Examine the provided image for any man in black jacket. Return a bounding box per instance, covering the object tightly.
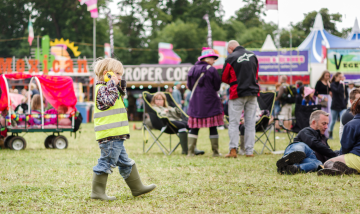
[221,40,260,158]
[276,110,338,174]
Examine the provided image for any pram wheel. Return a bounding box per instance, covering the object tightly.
[44,135,56,149]
[52,135,68,150]
[8,136,26,150]
[5,136,14,148]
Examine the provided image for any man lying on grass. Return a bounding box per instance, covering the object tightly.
[276,110,338,174]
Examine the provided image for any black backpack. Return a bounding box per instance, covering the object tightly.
[73,111,83,132]
[282,85,297,104]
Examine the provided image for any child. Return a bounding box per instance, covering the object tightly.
[302,87,315,106]
[91,58,156,200]
[28,94,42,126]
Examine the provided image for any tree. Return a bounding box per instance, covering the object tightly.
[279,28,306,48]
[234,0,265,29]
[148,20,207,64]
[223,19,247,41]
[293,8,343,37]
[236,27,267,48]
[0,0,32,57]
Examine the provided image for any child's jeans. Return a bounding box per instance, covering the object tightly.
[93,139,135,179]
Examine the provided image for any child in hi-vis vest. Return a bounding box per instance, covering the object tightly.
[91,58,156,200]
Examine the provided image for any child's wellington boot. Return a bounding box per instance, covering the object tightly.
[125,164,157,197]
[91,173,116,200]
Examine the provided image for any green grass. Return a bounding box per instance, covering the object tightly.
[1,122,359,213]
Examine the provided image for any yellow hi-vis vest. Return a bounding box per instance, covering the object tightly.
[94,84,130,140]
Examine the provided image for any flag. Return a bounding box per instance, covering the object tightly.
[158,43,181,65]
[78,0,98,18]
[266,0,278,10]
[28,15,34,46]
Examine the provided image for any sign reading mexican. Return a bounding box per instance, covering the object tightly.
[327,49,360,72]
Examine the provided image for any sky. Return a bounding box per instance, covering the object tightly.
[108,0,360,31]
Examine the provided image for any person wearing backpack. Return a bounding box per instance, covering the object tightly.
[276,75,293,130]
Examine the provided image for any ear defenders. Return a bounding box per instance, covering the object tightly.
[103,70,126,96]
[104,70,115,82]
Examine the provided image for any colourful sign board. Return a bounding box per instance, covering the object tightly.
[327,49,360,73]
[253,50,309,74]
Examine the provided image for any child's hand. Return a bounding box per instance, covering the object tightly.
[111,75,119,86]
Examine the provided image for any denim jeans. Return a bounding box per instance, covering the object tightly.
[284,142,322,173]
[228,96,257,155]
[93,139,135,179]
[329,109,346,132]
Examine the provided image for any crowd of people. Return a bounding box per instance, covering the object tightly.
[138,40,360,178]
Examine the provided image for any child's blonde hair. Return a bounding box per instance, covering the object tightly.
[150,92,168,107]
[31,94,41,111]
[92,58,124,81]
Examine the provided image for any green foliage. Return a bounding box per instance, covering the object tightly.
[234,0,266,28]
[0,0,31,57]
[150,20,206,63]
[237,27,267,48]
[280,28,306,48]
[293,8,343,37]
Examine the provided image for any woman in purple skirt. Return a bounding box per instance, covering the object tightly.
[187,47,224,157]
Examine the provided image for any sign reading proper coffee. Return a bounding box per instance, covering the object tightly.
[123,64,192,82]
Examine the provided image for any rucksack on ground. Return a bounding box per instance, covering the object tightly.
[282,85,297,104]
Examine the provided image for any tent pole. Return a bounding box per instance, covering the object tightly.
[277,10,280,82]
[290,29,292,85]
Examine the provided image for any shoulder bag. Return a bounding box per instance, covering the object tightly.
[190,65,211,100]
[319,83,328,107]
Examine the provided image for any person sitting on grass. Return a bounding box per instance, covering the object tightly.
[150,92,204,156]
[302,87,315,106]
[276,110,338,174]
[339,88,360,140]
[318,97,360,176]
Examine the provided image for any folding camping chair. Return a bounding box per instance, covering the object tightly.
[254,91,276,154]
[224,91,276,154]
[280,104,322,142]
[142,91,188,155]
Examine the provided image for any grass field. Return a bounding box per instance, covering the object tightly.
[1,122,359,213]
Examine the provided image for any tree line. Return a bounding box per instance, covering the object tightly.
[0,0,351,65]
